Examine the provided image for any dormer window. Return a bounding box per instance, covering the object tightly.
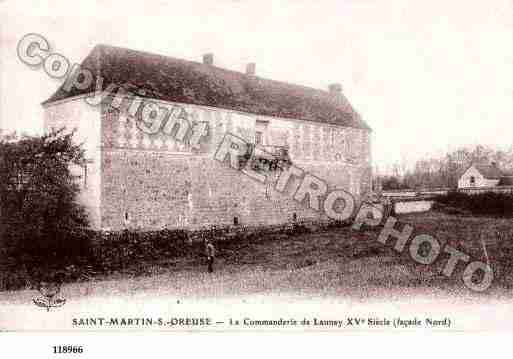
[470,176,475,185]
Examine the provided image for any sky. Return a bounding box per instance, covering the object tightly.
[1,0,512,172]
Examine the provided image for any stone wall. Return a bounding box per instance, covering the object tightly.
[394,200,434,214]
[43,97,102,228]
[43,95,371,230]
[99,97,372,230]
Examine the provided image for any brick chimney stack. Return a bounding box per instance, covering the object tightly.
[328,83,342,95]
[203,53,214,66]
[246,63,256,76]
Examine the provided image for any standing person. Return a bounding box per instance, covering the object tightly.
[205,239,216,273]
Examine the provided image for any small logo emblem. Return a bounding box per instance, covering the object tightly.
[33,281,66,312]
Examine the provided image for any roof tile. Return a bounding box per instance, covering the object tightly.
[43,45,370,130]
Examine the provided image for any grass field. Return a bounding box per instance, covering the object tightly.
[2,211,513,304]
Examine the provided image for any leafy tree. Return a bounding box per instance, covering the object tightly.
[380,175,409,190]
[386,145,513,189]
[0,129,89,268]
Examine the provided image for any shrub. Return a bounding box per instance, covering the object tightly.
[435,191,513,217]
[0,129,93,289]
[0,219,352,292]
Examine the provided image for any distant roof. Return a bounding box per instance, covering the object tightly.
[42,45,370,130]
[473,164,504,179]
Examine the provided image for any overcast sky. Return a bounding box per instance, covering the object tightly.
[1,0,512,171]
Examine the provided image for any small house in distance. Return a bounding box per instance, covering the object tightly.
[458,163,513,189]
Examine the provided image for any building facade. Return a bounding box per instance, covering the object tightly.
[458,164,504,189]
[43,45,372,230]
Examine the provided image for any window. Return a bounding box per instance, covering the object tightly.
[470,176,476,185]
[255,131,263,145]
[83,163,88,188]
[70,159,92,189]
[255,120,269,145]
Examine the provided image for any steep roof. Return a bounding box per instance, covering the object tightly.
[473,164,504,179]
[42,45,370,130]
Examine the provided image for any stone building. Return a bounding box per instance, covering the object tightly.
[42,45,372,230]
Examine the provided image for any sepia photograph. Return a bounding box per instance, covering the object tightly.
[1,0,513,341]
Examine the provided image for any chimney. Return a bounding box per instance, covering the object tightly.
[246,63,256,76]
[203,53,213,66]
[328,83,342,95]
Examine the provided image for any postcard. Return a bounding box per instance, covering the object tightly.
[1,0,513,339]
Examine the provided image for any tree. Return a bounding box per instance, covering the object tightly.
[384,144,513,190]
[380,175,408,190]
[0,128,89,268]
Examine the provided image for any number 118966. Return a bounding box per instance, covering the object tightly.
[53,346,84,354]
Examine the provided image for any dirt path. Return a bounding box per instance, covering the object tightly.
[2,212,513,331]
